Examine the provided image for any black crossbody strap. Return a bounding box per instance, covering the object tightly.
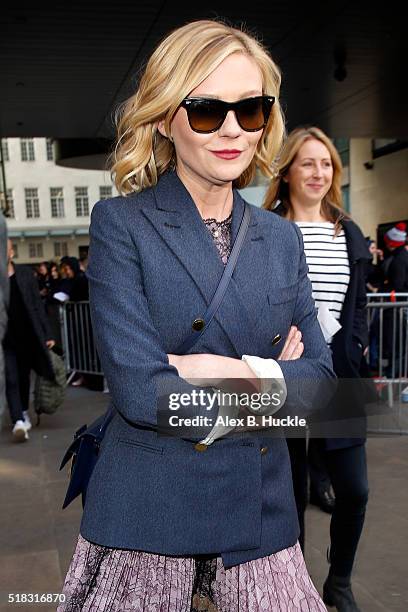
[176,202,250,355]
[99,203,251,436]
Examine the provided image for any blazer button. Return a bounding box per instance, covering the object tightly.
[260,446,268,455]
[194,443,208,452]
[192,318,205,332]
[271,333,282,346]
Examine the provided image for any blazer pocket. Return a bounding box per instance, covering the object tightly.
[118,439,164,455]
[267,282,298,305]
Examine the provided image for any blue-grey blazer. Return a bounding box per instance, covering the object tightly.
[81,170,335,567]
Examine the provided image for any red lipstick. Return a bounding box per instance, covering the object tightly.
[210,149,242,160]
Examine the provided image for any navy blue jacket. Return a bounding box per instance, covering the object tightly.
[80,171,335,566]
[325,219,372,450]
[273,204,372,450]
[4,264,54,380]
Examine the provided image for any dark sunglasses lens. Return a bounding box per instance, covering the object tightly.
[236,98,269,130]
[187,100,225,132]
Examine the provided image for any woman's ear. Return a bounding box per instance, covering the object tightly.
[157,120,171,140]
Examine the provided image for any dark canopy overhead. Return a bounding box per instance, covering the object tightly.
[1,2,406,146]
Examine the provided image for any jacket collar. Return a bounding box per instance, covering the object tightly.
[150,169,258,234]
[341,219,371,264]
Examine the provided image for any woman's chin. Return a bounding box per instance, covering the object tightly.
[211,165,249,184]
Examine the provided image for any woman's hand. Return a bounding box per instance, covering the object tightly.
[278,326,304,360]
[167,354,215,382]
[167,353,260,392]
[168,353,250,382]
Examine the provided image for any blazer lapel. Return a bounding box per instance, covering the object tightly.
[141,172,271,357]
[141,171,224,308]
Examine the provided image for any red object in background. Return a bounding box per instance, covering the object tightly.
[390,290,396,302]
[377,218,408,253]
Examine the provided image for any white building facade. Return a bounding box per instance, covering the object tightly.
[1,137,117,263]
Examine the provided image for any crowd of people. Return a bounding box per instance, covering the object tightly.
[0,249,91,441]
[365,222,408,296]
[35,255,89,306]
[364,224,408,376]
[34,255,89,357]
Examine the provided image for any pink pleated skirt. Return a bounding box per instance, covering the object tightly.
[58,534,326,611]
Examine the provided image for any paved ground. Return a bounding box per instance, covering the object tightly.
[0,386,407,611]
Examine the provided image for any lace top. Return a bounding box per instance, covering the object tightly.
[203,212,232,264]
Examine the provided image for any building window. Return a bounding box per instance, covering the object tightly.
[12,242,19,258]
[333,138,349,168]
[1,139,9,162]
[50,187,65,217]
[46,138,54,161]
[25,188,40,218]
[75,187,89,216]
[29,242,43,258]
[54,241,68,257]
[21,138,35,161]
[6,189,14,217]
[99,185,112,200]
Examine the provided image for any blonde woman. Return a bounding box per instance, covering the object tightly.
[59,22,334,611]
[264,126,370,612]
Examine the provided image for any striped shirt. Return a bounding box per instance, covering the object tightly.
[296,222,350,324]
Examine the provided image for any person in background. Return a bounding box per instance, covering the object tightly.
[61,256,89,301]
[37,261,51,300]
[58,257,76,298]
[0,211,8,418]
[384,222,408,294]
[365,238,384,293]
[79,255,88,273]
[382,222,408,377]
[264,126,370,612]
[43,261,64,355]
[3,240,55,441]
[49,261,62,293]
[59,19,334,611]
[365,238,384,373]
[60,257,89,387]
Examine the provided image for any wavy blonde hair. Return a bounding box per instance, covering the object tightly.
[263,126,348,231]
[111,19,285,194]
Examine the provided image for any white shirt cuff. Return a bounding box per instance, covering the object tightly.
[241,355,287,415]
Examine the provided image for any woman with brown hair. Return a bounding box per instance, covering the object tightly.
[264,126,370,612]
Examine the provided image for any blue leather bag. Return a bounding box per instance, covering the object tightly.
[59,409,114,509]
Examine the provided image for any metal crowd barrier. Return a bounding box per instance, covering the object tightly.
[366,295,408,379]
[60,301,103,384]
[366,293,408,434]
